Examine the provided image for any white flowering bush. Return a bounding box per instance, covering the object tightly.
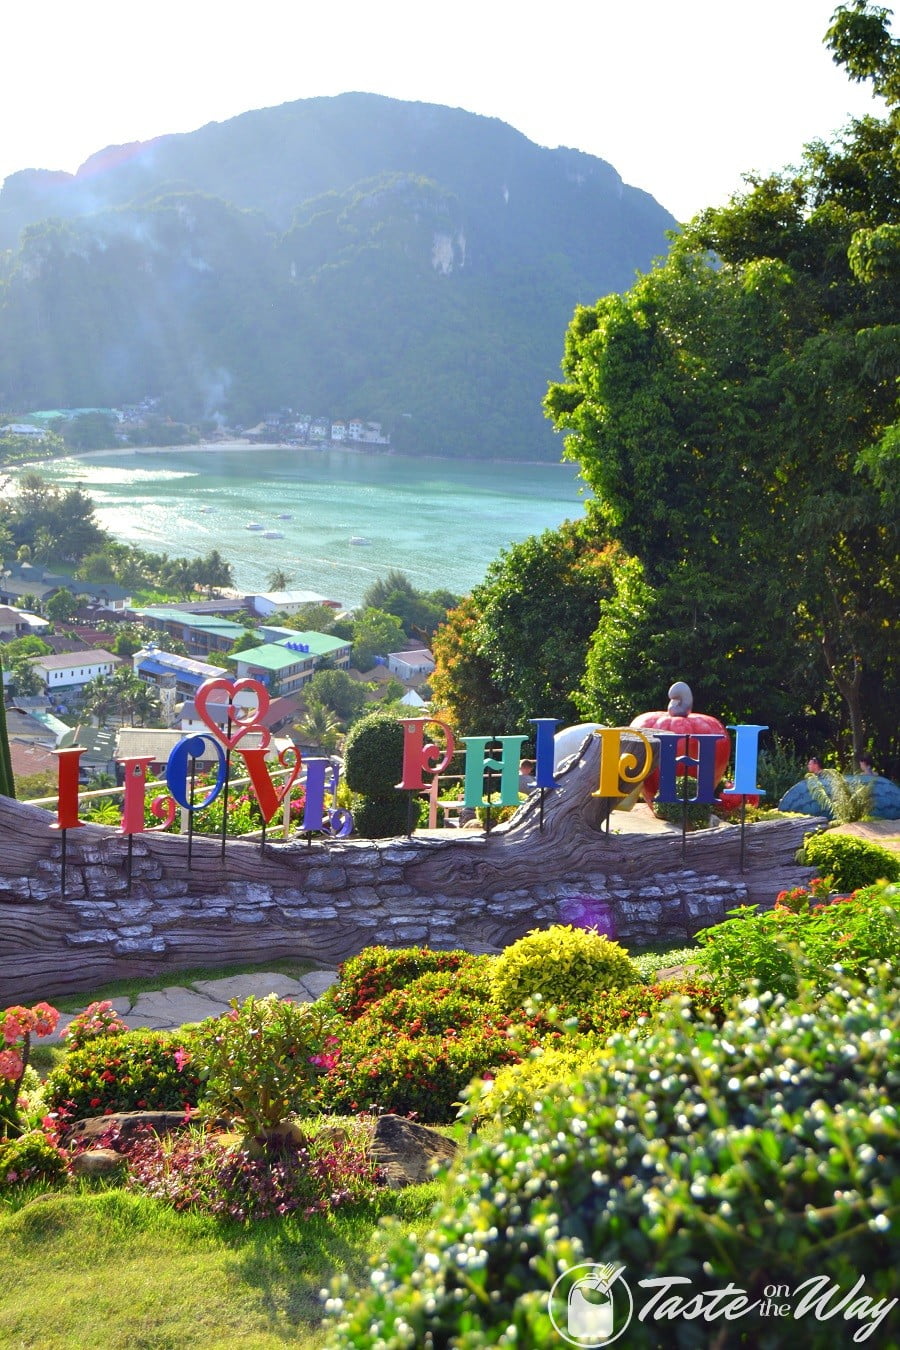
[323,976,899,1348]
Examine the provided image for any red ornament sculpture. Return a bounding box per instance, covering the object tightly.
[630,681,731,806]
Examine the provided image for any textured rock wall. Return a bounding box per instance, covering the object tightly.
[0,735,814,1003]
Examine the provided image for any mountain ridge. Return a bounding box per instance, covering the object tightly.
[0,94,677,459]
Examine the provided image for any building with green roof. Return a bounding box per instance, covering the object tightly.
[132,607,248,655]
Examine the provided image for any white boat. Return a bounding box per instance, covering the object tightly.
[262,530,284,538]
[349,536,372,546]
[197,506,213,514]
[277,513,292,520]
[246,522,264,531]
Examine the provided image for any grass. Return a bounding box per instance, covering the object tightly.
[0,1176,445,1349]
[5,937,699,1345]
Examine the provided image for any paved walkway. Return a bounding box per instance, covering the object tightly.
[47,969,339,1043]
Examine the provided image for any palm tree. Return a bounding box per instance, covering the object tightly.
[267,568,292,592]
[296,698,342,755]
[81,674,119,726]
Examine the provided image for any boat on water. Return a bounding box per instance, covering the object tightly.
[246,522,264,531]
[197,506,213,514]
[349,536,372,546]
[277,513,292,520]
[262,530,284,538]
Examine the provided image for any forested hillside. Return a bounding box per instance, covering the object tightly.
[0,95,675,458]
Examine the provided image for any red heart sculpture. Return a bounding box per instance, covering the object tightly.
[194,677,273,751]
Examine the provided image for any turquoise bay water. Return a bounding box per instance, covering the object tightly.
[38,445,590,608]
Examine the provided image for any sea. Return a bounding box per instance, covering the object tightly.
[33,444,591,608]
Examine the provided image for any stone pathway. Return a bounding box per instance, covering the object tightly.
[47,969,339,1043]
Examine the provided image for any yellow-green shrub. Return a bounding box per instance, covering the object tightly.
[466,1038,611,1129]
[489,925,640,1012]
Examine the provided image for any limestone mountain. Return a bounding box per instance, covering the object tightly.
[0,93,676,458]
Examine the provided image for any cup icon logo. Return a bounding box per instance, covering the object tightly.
[549,1262,633,1346]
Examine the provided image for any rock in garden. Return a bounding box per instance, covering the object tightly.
[369,1114,457,1187]
[71,1148,126,1176]
[64,1110,203,1146]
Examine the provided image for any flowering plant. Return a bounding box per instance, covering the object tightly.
[63,1000,128,1051]
[194,994,341,1138]
[1,1001,60,1138]
[774,876,834,913]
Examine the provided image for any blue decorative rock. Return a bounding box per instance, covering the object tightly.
[778,774,900,820]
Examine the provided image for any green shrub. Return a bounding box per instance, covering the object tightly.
[353,965,493,1038]
[797,829,900,891]
[756,732,806,803]
[805,768,875,823]
[490,925,640,1012]
[0,1130,67,1188]
[696,882,900,998]
[329,946,487,1020]
[349,792,409,838]
[194,994,339,1136]
[44,1029,204,1123]
[466,981,726,1129]
[575,979,726,1037]
[344,713,404,797]
[323,979,900,1349]
[651,775,713,829]
[466,1039,610,1130]
[317,1022,524,1123]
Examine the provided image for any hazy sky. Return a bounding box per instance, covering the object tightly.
[2,0,886,223]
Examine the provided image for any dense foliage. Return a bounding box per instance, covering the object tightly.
[328,946,485,1020]
[44,1029,204,1122]
[796,829,900,890]
[542,5,900,762]
[323,977,900,1349]
[695,879,900,997]
[431,517,619,733]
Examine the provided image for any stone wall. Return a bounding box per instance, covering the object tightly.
[0,735,815,1003]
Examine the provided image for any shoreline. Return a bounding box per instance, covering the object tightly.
[17,440,573,473]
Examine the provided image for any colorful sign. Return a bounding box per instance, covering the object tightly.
[51,688,767,841]
[53,676,349,839]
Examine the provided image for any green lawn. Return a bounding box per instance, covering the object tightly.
[1,1180,443,1349]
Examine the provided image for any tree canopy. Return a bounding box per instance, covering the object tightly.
[544,1,900,761]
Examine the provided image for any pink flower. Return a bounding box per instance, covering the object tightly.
[0,1048,24,1081]
[31,1002,60,1036]
[3,1007,36,1044]
[173,1048,191,1072]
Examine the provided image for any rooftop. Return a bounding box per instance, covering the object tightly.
[233,643,313,673]
[134,608,247,638]
[275,631,350,657]
[29,650,119,670]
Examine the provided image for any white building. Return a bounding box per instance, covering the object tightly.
[387,649,436,681]
[29,650,120,691]
[249,590,341,618]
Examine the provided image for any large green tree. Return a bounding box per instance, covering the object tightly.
[431,516,619,734]
[545,2,900,761]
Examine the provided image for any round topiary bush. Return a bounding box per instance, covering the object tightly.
[343,713,408,837]
[797,829,900,891]
[489,925,640,1012]
[349,792,409,839]
[343,713,405,797]
[322,979,900,1348]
